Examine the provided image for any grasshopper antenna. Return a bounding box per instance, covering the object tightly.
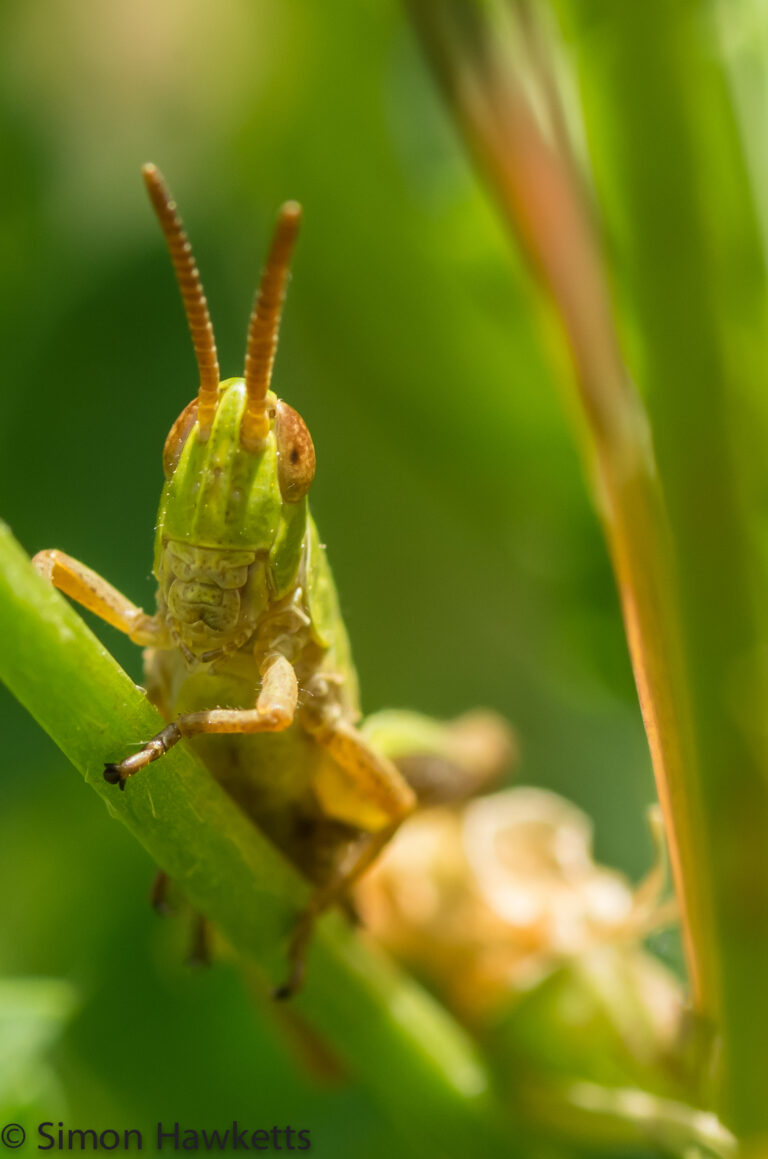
[142,163,220,441]
[242,201,302,451]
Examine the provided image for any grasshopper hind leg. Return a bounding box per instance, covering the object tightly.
[274,822,399,1001]
[150,869,172,915]
[149,869,211,968]
[361,708,517,806]
[273,703,517,999]
[274,701,419,999]
[188,913,211,968]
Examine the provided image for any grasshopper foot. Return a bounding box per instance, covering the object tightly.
[272,971,303,1002]
[272,936,308,1000]
[103,723,182,790]
[272,910,314,1001]
[272,951,306,1000]
[272,900,362,999]
[187,914,211,969]
[341,896,362,927]
[150,870,173,916]
[103,764,127,790]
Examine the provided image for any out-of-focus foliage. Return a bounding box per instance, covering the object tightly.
[0,978,76,1121]
[0,1,675,1155]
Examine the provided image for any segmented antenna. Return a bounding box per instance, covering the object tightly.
[142,164,220,441]
[242,201,302,451]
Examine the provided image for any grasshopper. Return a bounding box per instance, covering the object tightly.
[33,165,512,996]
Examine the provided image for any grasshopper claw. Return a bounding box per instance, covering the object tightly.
[187,915,211,969]
[103,763,125,789]
[272,952,306,1002]
[271,982,294,1002]
[150,870,173,915]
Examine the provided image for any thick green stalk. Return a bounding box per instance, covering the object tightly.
[0,524,512,1159]
[406,0,709,1024]
[563,2,768,1137]
[407,0,768,1138]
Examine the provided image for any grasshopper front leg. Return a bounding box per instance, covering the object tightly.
[32,549,165,645]
[104,653,298,789]
[105,649,415,997]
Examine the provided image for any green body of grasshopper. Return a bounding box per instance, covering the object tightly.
[33,166,512,994]
[147,376,378,877]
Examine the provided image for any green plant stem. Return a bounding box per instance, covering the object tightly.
[562,2,768,1138]
[405,0,709,1016]
[524,1080,736,1159]
[0,523,512,1159]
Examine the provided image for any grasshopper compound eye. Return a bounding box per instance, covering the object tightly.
[275,401,315,502]
[162,399,198,479]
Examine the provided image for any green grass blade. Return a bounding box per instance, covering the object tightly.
[562,1,768,1136]
[406,0,768,1140]
[405,0,707,1032]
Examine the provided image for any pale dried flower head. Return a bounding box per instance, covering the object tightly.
[358,787,678,1024]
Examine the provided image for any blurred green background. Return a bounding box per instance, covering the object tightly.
[0,1,663,1153]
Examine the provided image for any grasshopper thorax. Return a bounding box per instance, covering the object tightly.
[143,165,315,661]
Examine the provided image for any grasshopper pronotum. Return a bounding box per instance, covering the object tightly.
[34,166,512,995]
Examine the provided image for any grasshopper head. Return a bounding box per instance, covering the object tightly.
[143,165,315,604]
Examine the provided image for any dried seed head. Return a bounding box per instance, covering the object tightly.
[358,788,678,1022]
